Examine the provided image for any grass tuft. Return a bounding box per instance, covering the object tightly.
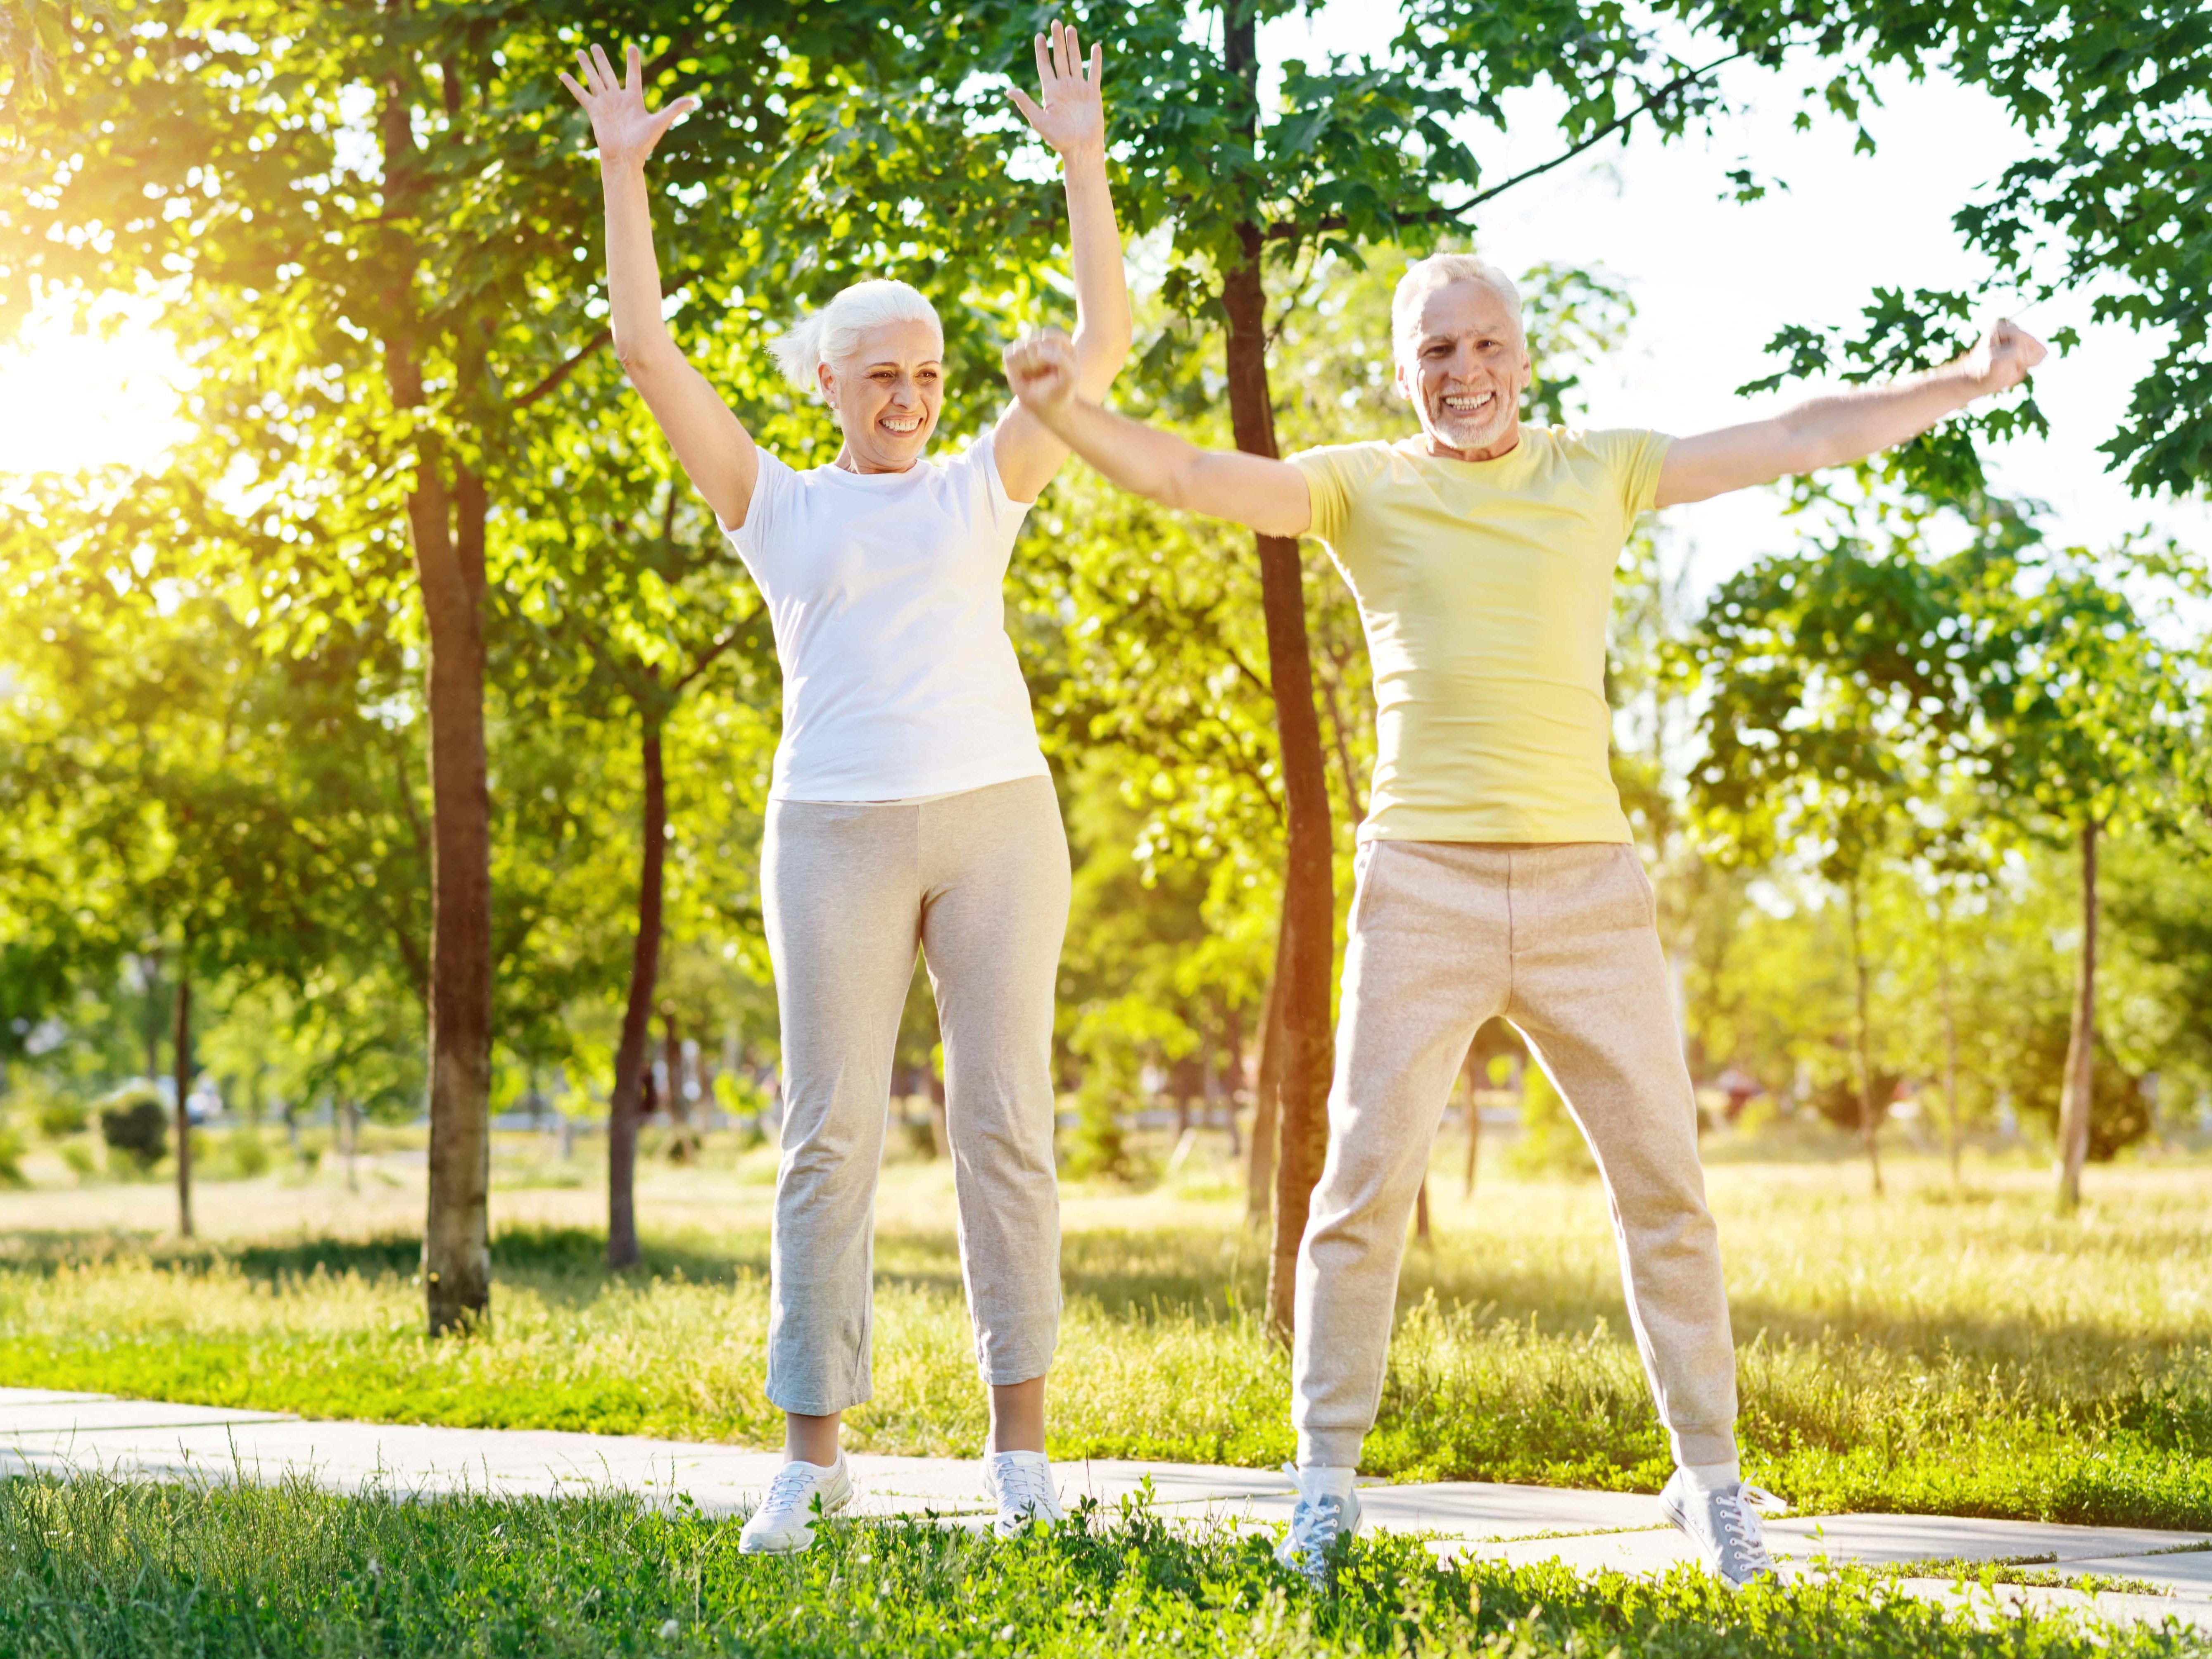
[2,1472,2198,1658]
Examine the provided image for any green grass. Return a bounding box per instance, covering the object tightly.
[4,1152,2211,1528]
[5,1472,2203,1658]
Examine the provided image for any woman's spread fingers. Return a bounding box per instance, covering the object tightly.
[625,43,642,90]
[1007,88,1044,128]
[1063,23,1081,77]
[1089,43,1103,86]
[591,43,618,94]
[557,70,584,105]
[574,50,600,95]
[1031,31,1052,91]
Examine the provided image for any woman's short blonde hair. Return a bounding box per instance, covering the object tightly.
[768,278,943,399]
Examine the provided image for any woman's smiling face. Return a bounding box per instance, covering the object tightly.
[820,318,944,473]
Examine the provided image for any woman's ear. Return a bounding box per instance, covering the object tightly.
[815,358,840,423]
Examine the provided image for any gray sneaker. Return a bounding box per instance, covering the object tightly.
[1658,1470,1783,1586]
[1273,1464,1363,1583]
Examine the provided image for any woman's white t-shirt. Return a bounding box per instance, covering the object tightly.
[727,431,1050,803]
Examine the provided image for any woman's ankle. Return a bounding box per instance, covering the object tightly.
[783,1409,841,1466]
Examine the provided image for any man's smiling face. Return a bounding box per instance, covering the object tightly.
[1395,278,1532,461]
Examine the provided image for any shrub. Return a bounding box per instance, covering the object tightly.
[228,1126,271,1179]
[0,1120,25,1187]
[97,1085,169,1173]
[1504,1062,1594,1177]
[35,1095,90,1142]
[1809,1068,1902,1134]
[58,1141,96,1178]
[1061,1075,1131,1180]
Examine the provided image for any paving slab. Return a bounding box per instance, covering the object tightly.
[0,1390,1662,1540]
[1767,1513,2212,1567]
[1443,1527,1693,1576]
[0,1389,118,1406]
[0,1398,292,1432]
[1893,1576,2212,1635]
[2060,1549,2212,1595]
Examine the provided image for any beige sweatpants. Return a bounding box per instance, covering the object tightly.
[1292,839,1738,1470]
[760,774,1070,1416]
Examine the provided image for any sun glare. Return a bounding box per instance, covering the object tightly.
[0,312,187,478]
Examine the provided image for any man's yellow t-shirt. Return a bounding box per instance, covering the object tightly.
[1289,427,1670,845]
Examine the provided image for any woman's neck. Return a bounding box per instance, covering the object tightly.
[834,443,920,476]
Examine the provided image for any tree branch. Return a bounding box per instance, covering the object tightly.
[671,628,741,696]
[1264,48,1754,243]
[511,328,610,411]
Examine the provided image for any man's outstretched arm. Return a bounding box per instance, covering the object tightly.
[1004,330,1312,537]
[1655,320,2047,508]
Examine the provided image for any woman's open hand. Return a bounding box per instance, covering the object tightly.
[558,43,696,169]
[1008,20,1104,159]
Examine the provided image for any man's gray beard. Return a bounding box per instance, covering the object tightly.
[1428,406,1511,452]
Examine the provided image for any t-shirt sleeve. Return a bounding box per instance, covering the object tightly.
[729,447,795,562]
[1586,428,1672,522]
[948,430,1029,539]
[1287,444,1373,547]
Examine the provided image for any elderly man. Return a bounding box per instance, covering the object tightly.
[1002,254,2043,1585]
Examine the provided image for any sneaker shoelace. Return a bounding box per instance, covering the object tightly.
[1278,1462,1349,1560]
[1714,1485,1778,1574]
[993,1459,1056,1521]
[761,1462,827,1519]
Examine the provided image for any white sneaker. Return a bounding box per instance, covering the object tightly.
[1658,1469,1783,1586]
[738,1456,853,1554]
[982,1449,1065,1537]
[1274,1463,1362,1582]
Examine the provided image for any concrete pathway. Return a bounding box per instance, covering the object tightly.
[5,1389,2208,1634]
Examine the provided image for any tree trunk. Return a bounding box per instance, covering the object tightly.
[413,452,494,1330]
[1218,214,1336,1346]
[1462,1046,1482,1200]
[1245,928,1288,1233]
[663,1011,695,1163]
[384,76,492,1335]
[1936,898,1963,1185]
[171,957,192,1239]
[1846,877,1884,1198]
[608,714,668,1269]
[1221,997,1243,1156]
[344,1098,361,1193]
[928,1066,950,1160]
[2056,819,2099,1212]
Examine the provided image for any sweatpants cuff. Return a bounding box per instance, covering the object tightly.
[1669,1424,1738,1469]
[1296,1428,1366,1469]
[766,1382,873,1417]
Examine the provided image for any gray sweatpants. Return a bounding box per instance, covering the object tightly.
[1292,839,1738,1470]
[760,774,1071,1416]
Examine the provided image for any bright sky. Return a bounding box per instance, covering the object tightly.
[3,12,2205,595]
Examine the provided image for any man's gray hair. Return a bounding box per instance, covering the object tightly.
[1390,254,1524,363]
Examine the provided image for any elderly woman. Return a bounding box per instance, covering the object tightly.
[560,24,1129,1552]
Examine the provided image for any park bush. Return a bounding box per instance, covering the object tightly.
[96,1086,168,1174]
[1504,1064,1594,1177]
[226,1126,271,1179]
[22,1079,91,1142]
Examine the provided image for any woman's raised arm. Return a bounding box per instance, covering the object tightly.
[561,44,761,530]
[993,23,1133,504]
